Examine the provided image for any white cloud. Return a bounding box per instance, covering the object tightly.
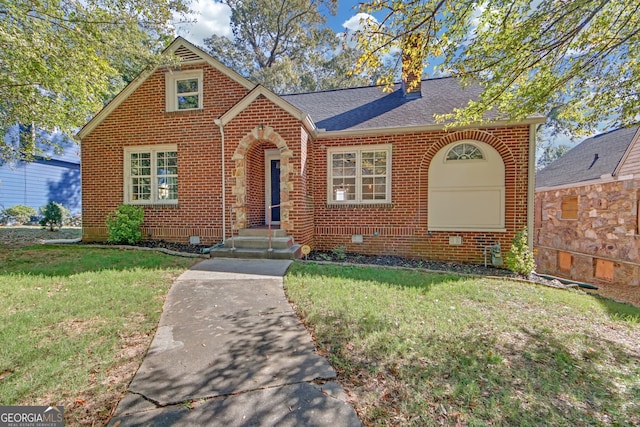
[174,0,232,46]
[342,13,377,32]
[338,13,378,49]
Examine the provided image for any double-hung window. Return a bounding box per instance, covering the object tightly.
[125,145,178,205]
[165,70,203,112]
[327,144,392,204]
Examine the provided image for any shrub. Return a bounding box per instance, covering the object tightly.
[331,245,347,260]
[505,227,536,276]
[106,205,144,244]
[0,205,38,225]
[39,202,70,231]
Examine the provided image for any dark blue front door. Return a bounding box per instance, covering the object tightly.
[270,159,280,222]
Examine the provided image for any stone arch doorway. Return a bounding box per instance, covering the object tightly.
[231,125,294,232]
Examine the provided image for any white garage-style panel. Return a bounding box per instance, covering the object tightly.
[428,141,505,231]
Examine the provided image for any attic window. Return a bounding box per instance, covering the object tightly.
[446,143,484,161]
[166,70,203,112]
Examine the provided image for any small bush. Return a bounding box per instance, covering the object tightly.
[331,245,347,260]
[505,227,536,276]
[106,205,144,244]
[0,205,37,225]
[39,202,70,231]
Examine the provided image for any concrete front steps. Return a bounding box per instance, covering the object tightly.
[209,227,302,260]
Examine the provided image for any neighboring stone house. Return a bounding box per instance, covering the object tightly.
[79,37,543,262]
[535,126,640,287]
[0,126,81,215]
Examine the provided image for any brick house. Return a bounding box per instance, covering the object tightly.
[535,126,640,287]
[79,37,543,262]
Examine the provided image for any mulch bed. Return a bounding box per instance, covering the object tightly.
[71,240,640,306]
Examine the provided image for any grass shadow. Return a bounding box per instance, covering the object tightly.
[285,262,640,425]
[0,245,198,277]
[289,261,467,292]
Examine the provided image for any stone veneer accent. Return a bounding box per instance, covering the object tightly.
[232,125,294,233]
[535,178,640,287]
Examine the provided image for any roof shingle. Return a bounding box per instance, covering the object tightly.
[282,77,488,131]
[536,126,640,188]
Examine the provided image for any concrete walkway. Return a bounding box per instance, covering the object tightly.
[109,258,361,426]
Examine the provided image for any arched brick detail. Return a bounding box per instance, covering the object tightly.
[417,129,516,227]
[231,125,294,232]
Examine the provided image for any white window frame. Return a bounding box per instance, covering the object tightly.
[124,145,178,205]
[327,144,392,205]
[165,70,203,112]
[445,143,485,161]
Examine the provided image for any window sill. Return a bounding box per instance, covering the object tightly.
[428,227,506,232]
[164,108,204,115]
[325,203,393,209]
[127,201,179,207]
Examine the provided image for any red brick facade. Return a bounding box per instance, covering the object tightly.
[311,127,532,263]
[81,40,536,264]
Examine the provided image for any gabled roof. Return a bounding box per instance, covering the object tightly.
[79,36,544,140]
[536,126,640,188]
[218,85,315,131]
[78,37,256,139]
[283,78,544,133]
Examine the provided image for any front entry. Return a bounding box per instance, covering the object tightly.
[265,150,280,224]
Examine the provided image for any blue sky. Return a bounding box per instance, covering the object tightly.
[172,1,578,149]
[174,0,369,47]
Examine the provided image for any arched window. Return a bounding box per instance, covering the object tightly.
[428,141,505,231]
[446,143,484,161]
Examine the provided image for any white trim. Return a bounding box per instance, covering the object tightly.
[315,117,547,139]
[264,149,280,225]
[528,123,537,249]
[444,141,487,162]
[214,119,226,241]
[124,144,178,205]
[613,127,640,176]
[218,85,316,134]
[78,37,256,140]
[326,144,392,205]
[165,70,203,112]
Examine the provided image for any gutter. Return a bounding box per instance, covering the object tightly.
[314,116,547,139]
[214,119,226,242]
[528,123,537,250]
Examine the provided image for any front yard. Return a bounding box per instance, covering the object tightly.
[1,229,639,426]
[285,263,640,426]
[0,243,198,425]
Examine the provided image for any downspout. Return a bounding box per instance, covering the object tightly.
[214,119,226,242]
[527,123,537,251]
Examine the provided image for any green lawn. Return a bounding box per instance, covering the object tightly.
[3,246,639,426]
[0,245,197,425]
[285,263,640,426]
